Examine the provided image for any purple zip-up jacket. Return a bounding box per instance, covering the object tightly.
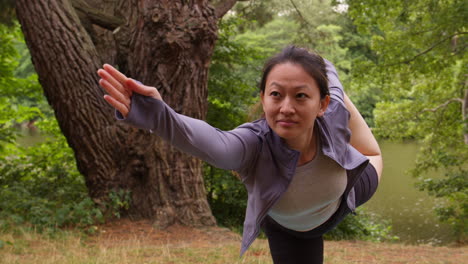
[117,60,369,256]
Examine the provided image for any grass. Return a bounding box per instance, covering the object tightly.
[0,223,466,264]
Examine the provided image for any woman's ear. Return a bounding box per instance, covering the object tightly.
[260,91,266,108]
[317,95,331,117]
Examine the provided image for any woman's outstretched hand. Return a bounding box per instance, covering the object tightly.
[97,64,162,118]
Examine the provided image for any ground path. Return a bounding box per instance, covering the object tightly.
[89,219,466,264]
[1,219,466,263]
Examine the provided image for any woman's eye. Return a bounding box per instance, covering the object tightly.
[296,93,308,99]
[270,91,280,97]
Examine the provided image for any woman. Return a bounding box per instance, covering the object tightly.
[97,46,383,264]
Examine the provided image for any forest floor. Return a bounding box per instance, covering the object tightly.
[0,218,466,264]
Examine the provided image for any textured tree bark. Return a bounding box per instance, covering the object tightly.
[463,88,467,144]
[15,0,238,227]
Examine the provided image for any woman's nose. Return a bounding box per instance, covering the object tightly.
[280,98,295,115]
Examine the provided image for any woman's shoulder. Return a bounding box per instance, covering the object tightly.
[235,118,270,136]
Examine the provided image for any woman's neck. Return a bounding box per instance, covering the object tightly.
[286,129,318,166]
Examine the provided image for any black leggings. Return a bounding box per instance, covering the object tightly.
[262,163,379,264]
[264,219,324,264]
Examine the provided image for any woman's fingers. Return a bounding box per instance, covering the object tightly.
[99,78,131,107]
[102,64,132,98]
[98,64,131,117]
[98,64,164,118]
[97,68,130,98]
[126,78,162,101]
[104,94,129,117]
[103,64,127,84]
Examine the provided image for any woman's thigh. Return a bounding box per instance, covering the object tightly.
[263,216,324,264]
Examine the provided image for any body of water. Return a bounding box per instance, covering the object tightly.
[364,140,455,245]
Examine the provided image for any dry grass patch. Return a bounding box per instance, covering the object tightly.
[325,240,466,264]
[0,219,465,264]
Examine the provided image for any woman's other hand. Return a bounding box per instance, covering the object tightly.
[97,64,162,117]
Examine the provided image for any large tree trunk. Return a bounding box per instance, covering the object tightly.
[16,0,237,228]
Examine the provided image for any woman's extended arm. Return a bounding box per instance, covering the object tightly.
[97,64,259,172]
[344,94,383,181]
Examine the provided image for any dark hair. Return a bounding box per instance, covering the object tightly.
[259,46,329,99]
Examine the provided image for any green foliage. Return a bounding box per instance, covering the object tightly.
[205,17,263,228]
[106,189,132,219]
[0,118,104,230]
[232,0,276,30]
[0,23,50,151]
[333,10,378,125]
[207,17,266,130]
[348,0,468,241]
[234,16,300,57]
[233,0,355,74]
[0,22,121,233]
[416,170,467,242]
[0,23,23,147]
[325,208,399,242]
[0,117,130,232]
[274,0,351,72]
[204,165,247,228]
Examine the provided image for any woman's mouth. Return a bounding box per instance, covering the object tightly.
[277,119,297,127]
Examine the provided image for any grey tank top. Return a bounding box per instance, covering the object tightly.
[268,145,347,232]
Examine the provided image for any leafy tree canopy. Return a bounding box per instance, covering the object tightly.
[347,0,467,241]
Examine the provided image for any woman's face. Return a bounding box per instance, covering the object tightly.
[261,62,330,146]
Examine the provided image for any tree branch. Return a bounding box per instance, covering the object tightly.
[463,88,468,144]
[288,0,316,44]
[71,0,125,31]
[290,0,312,28]
[212,0,248,19]
[386,32,468,66]
[421,98,463,113]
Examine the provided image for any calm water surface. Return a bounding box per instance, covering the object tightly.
[364,140,455,245]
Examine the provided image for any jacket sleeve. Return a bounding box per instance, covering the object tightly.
[116,94,260,171]
[324,59,345,106]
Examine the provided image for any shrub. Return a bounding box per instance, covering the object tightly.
[0,118,104,231]
[325,208,399,242]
